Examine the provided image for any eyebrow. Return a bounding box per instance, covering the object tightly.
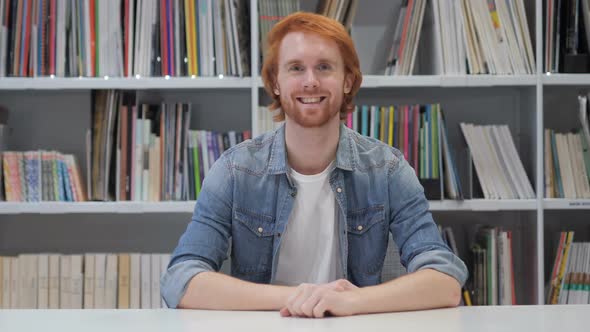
[282,58,338,67]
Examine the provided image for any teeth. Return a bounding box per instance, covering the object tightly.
[300,97,322,104]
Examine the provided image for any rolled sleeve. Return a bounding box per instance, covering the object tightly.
[160,259,214,309]
[388,156,469,287]
[161,154,234,308]
[406,249,468,286]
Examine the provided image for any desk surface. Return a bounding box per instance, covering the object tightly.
[1,305,589,332]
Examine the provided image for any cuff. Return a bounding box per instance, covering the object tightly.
[160,259,214,308]
[406,250,468,286]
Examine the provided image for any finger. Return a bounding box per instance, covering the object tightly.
[280,307,292,317]
[288,285,310,317]
[336,279,358,291]
[313,298,327,318]
[300,290,323,318]
[285,285,305,317]
[291,285,316,317]
[326,280,344,292]
[286,285,303,305]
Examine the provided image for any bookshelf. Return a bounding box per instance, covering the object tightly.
[0,199,540,215]
[0,0,589,308]
[543,199,590,209]
[0,77,253,90]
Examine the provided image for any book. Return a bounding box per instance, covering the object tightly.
[0,252,170,309]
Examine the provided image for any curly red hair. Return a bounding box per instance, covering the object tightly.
[260,12,362,121]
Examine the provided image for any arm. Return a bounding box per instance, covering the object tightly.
[178,271,293,310]
[352,268,461,314]
[386,156,467,301]
[280,269,460,318]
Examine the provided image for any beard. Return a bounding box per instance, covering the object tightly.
[280,95,342,128]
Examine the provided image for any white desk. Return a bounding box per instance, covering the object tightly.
[1,305,589,332]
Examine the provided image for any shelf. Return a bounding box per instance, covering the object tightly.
[428,199,537,211]
[0,201,197,214]
[0,199,539,214]
[543,199,590,210]
[0,75,536,91]
[256,75,537,89]
[362,75,537,87]
[0,77,252,90]
[542,74,590,85]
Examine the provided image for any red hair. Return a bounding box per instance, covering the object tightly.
[260,12,362,121]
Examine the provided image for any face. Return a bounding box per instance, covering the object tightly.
[275,31,352,128]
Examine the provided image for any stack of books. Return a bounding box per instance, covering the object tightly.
[460,123,535,199]
[0,253,170,309]
[2,150,85,202]
[0,0,250,78]
[385,0,534,75]
[547,232,590,305]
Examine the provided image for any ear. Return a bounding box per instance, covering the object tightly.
[273,83,280,95]
[344,74,353,94]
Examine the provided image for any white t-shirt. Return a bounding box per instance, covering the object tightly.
[273,161,343,286]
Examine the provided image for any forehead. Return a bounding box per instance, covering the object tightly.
[278,31,343,64]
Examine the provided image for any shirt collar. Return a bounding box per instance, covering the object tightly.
[267,123,356,175]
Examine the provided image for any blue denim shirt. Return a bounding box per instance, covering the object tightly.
[161,123,468,308]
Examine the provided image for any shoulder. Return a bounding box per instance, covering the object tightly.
[220,129,277,175]
[343,126,405,173]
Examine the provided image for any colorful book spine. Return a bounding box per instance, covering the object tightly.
[361,105,368,137]
[53,152,64,201]
[388,106,394,146]
[550,131,564,198]
[18,151,27,201]
[59,154,73,201]
[403,105,409,161]
[24,151,41,202]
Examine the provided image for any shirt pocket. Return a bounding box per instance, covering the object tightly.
[346,205,388,275]
[234,208,275,237]
[231,207,275,276]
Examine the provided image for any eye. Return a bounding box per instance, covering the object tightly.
[318,63,332,71]
[289,64,303,72]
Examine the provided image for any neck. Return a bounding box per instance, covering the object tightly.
[284,115,341,175]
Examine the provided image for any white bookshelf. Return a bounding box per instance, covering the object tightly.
[428,200,537,212]
[543,199,590,210]
[0,0,588,307]
[0,199,543,215]
[0,77,252,90]
[542,74,590,85]
[257,75,538,88]
[0,201,198,214]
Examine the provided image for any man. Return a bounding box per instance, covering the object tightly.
[161,12,467,318]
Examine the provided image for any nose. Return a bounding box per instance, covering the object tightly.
[303,69,319,89]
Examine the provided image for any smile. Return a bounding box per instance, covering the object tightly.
[296,97,326,104]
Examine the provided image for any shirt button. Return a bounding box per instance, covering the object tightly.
[336,187,342,193]
[357,225,363,231]
[258,227,263,233]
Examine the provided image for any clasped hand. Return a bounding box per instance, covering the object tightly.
[279,279,360,318]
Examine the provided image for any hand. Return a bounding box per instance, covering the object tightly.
[279,279,360,318]
[325,279,358,292]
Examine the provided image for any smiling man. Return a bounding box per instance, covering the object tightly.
[161,12,467,318]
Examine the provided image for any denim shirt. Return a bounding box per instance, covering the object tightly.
[161,123,468,308]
